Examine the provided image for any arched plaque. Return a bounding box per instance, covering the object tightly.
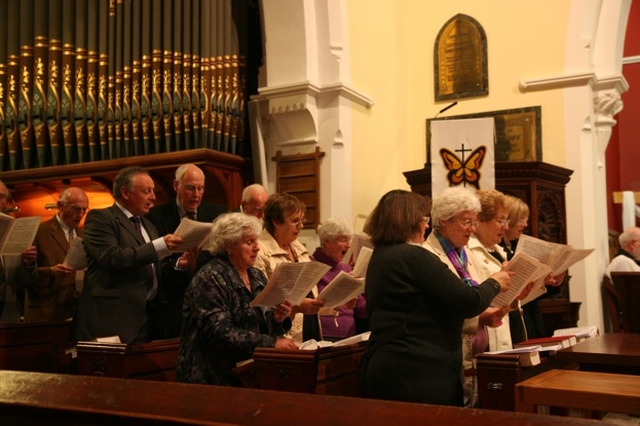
[434,14,488,101]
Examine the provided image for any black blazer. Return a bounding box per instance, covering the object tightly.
[76,205,162,343]
[145,199,227,338]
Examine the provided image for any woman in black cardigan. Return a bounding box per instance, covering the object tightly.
[359,190,511,406]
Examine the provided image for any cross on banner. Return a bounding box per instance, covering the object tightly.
[430,117,495,197]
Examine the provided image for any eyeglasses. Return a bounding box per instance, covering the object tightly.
[457,218,479,229]
[66,205,88,214]
[518,218,529,225]
[288,217,306,227]
[494,218,509,227]
[181,184,205,193]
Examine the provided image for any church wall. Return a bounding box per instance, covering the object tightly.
[347,0,571,219]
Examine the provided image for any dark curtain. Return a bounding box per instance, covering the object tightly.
[0,0,259,172]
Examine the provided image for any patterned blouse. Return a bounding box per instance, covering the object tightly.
[176,255,291,386]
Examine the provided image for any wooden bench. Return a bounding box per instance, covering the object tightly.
[75,338,180,381]
[236,341,365,396]
[0,320,73,373]
[476,353,573,411]
[0,370,609,426]
[515,369,640,418]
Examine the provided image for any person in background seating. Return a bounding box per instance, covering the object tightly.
[605,226,640,278]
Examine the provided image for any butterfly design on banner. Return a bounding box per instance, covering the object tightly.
[439,145,487,189]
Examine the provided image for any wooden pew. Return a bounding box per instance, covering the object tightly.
[610,272,640,333]
[75,338,180,381]
[555,333,640,375]
[476,353,574,411]
[236,341,365,396]
[516,369,640,418]
[0,320,73,373]
[0,370,607,426]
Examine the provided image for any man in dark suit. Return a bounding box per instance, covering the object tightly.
[75,167,183,343]
[25,187,89,322]
[146,163,226,338]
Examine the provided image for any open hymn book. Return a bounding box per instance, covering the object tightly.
[250,262,330,308]
[513,234,594,305]
[491,252,552,308]
[0,213,41,255]
[171,218,213,252]
[316,247,371,310]
[342,233,373,266]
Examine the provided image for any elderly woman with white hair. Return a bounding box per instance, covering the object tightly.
[423,186,512,407]
[311,217,367,341]
[176,213,297,386]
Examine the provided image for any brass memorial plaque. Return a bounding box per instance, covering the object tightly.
[434,14,488,101]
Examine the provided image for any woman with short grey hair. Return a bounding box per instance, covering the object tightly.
[311,217,367,341]
[177,212,297,387]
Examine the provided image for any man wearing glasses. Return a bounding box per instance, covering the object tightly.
[25,187,89,323]
[146,163,226,339]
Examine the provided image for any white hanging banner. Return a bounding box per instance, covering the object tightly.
[430,117,495,197]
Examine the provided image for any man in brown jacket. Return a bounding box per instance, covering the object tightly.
[25,187,89,322]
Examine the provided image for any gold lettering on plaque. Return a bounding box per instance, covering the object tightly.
[434,14,488,101]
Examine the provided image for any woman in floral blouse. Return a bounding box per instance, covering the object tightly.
[176,213,297,386]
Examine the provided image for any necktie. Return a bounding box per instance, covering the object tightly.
[131,216,154,292]
[68,229,75,243]
[185,211,196,220]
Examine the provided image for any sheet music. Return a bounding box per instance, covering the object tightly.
[172,218,213,252]
[250,262,330,308]
[0,214,41,254]
[316,271,365,309]
[343,233,373,266]
[515,234,594,275]
[351,246,372,278]
[64,236,88,270]
[492,252,552,308]
[518,275,547,306]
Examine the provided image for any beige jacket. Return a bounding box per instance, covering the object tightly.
[254,230,316,345]
[467,235,513,352]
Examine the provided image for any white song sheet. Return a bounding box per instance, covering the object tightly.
[492,252,551,308]
[250,262,330,308]
[316,271,365,309]
[171,218,213,252]
[0,213,41,254]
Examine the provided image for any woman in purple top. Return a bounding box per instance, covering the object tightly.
[311,217,367,341]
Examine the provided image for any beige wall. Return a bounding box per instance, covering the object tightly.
[348,1,571,218]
